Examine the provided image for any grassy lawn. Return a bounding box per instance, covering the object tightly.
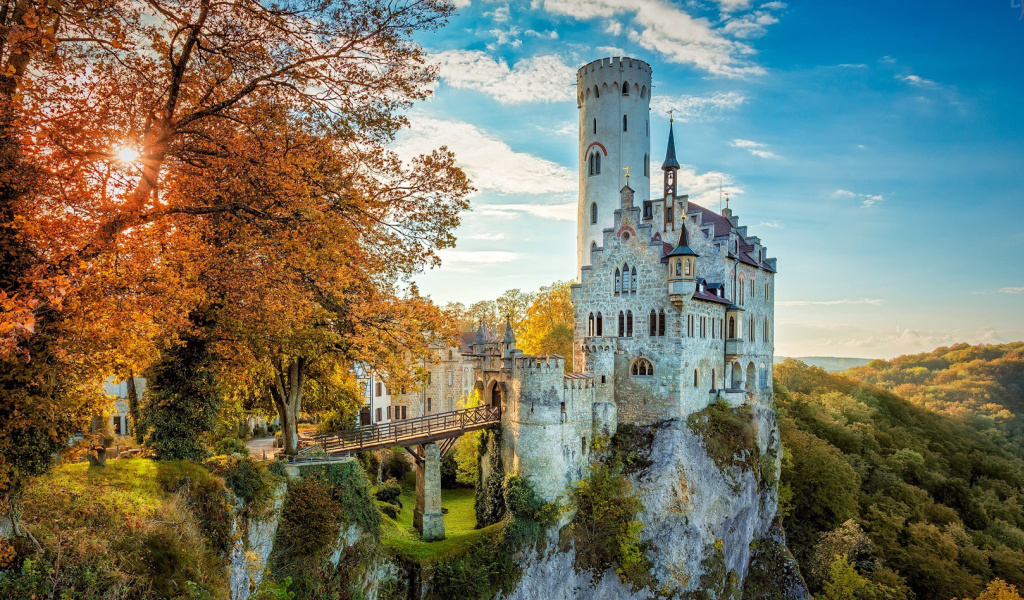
[379,482,502,564]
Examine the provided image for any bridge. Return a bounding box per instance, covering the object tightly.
[289,404,502,542]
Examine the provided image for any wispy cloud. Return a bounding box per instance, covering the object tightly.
[650,91,747,121]
[430,51,575,104]
[534,0,773,77]
[731,138,780,159]
[777,298,884,307]
[649,159,742,205]
[474,202,577,221]
[721,10,779,38]
[899,74,938,88]
[833,189,884,208]
[1000,286,1024,294]
[393,115,576,196]
[758,220,782,228]
[464,232,507,241]
[437,250,520,266]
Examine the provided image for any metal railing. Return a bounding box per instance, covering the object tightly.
[307,404,501,456]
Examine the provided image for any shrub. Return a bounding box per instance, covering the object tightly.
[686,399,759,472]
[156,461,233,555]
[382,450,411,482]
[253,424,268,438]
[441,451,459,489]
[301,462,381,536]
[220,456,278,520]
[214,437,249,456]
[375,480,402,507]
[377,501,399,519]
[268,460,288,478]
[143,315,221,461]
[274,476,340,561]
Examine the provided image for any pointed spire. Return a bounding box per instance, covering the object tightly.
[662,120,680,171]
[667,226,699,257]
[475,321,491,345]
[503,316,516,344]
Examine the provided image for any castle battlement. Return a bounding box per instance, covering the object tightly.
[513,355,564,372]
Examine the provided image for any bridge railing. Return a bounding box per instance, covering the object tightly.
[309,404,501,454]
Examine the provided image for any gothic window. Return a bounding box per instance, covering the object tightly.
[591,241,597,254]
[588,153,594,176]
[630,267,637,293]
[750,277,756,297]
[749,316,756,342]
[658,310,666,336]
[758,363,768,389]
[630,358,653,377]
[588,312,595,336]
[641,85,647,98]
[623,115,628,132]
[614,268,621,295]
[700,316,706,338]
[675,260,682,276]
[684,258,692,277]
[649,310,657,336]
[591,202,598,224]
[427,397,432,412]
[653,232,661,242]
[618,311,625,337]
[693,369,700,387]
[711,369,717,390]
[765,281,770,300]
[593,118,597,134]
[594,85,600,98]
[728,317,736,339]
[738,278,745,305]
[687,314,694,337]
[626,310,633,337]
[596,312,603,336]
[448,371,453,386]
[763,318,769,342]
[644,154,649,176]
[621,81,629,96]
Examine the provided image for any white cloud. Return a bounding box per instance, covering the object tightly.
[731,138,780,159]
[486,26,522,49]
[487,4,510,22]
[999,286,1024,294]
[716,0,752,11]
[393,115,576,196]
[758,220,782,228]
[833,189,884,208]
[649,159,743,205]
[650,91,747,121]
[451,0,470,6]
[524,29,558,38]
[438,250,519,264]
[777,298,884,307]
[464,232,507,241]
[474,202,577,221]
[721,11,779,39]
[900,74,937,87]
[534,0,770,77]
[430,51,576,104]
[760,1,787,9]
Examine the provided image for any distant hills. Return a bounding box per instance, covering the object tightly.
[774,356,874,372]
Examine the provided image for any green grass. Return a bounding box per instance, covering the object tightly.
[379,484,502,564]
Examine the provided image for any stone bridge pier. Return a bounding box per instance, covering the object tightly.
[413,442,445,541]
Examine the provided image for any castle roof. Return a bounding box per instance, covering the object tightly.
[459,332,476,354]
[502,317,516,344]
[666,227,699,258]
[693,289,732,305]
[662,121,680,170]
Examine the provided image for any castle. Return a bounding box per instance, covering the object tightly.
[461,56,778,503]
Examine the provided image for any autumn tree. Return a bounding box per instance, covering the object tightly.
[496,288,535,330]
[517,281,574,369]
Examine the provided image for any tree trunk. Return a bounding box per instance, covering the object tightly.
[269,356,307,456]
[87,444,107,467]
[126,369,142,443]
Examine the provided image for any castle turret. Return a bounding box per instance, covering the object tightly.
[577,57,652,273]
[667,226,699,304]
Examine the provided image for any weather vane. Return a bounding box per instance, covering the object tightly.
[623,166,631,184]
[667,108,674,123]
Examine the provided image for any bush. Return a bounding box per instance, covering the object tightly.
[374,480,402,507]
[143,315,221,461]
[274,477,340,561]
[222,457,277,520]
[377,501,399,519]
[686,398,759,471]
[441,451,459,489]
[214,437,249,456]
[382,450,411,482]
[268,460,288,478]
[155,461,233,555]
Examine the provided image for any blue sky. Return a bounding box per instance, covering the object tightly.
[396,0,1024,359]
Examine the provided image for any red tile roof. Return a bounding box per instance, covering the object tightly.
[693,289,732,305]
[687,202,733,238]
[459,332,475,354]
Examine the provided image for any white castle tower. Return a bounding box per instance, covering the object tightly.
[576,57,653,271]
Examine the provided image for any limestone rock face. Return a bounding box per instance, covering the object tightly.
[501,412,811,599]
[229,481,288,600]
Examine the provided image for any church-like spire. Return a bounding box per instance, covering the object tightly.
[475,321,491,346]
[662,120,681,171]
[502,316,516,344]
[662,120,680,200]
[666,226,699,258]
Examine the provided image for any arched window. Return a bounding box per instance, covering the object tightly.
[588,312,595,336]
[738,278,745,305]
[749,316,756,342]
[630,267,637,293]
[626,310,633,337]
[614,268,621,295]
[649,310,657,336]
[675,260,682,276]
[758,363,768,388]
[623,114,627,132]
[630,358,653,377]
[693,369,700,387]
[763,318,769,342]
[621,81,629,96]
[658,310,666,336]
[448,350,453,360]
[593,118,597,134]
[595,152,601,174]
[596,312,603,336]
[684,258,692,277]
[594,85,600,98]
[588,153,594,176]
[641,85,647,98]
[591,202,598,224]
[591,241,597,254]
[750,277,756,297]
[764,281,770,300]
[618,311,625,337]
[653,233,661,242]
[728,317,736,339]
[644,154,649,176]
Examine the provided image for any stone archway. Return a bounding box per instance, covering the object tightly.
[731,361,742,389]
[486,380,504,411]
[745,362,756,393]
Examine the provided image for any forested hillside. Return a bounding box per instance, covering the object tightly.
[776,359,1024,600]
[846,343,1024,447]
